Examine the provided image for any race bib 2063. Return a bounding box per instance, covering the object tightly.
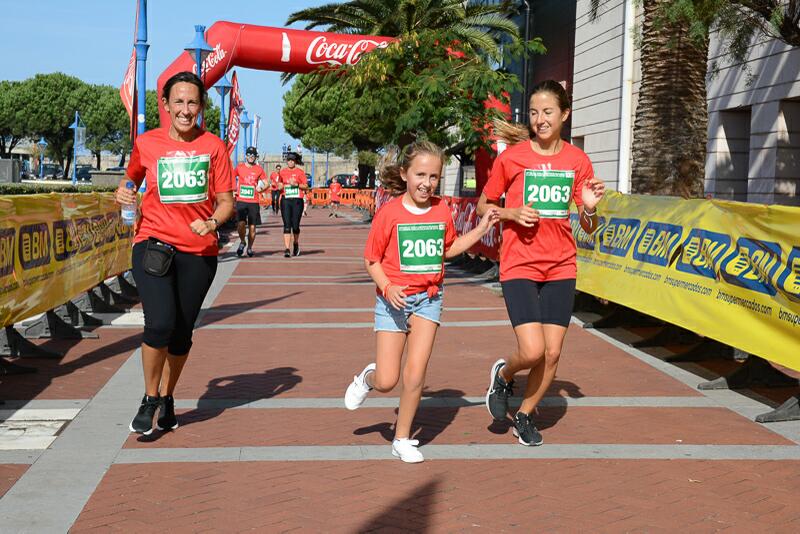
[523,169,574,219]
[397,223,445,274]
[157,155,210,204]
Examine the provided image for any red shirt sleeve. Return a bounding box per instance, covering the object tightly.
[444,211,457,250]
[482,154,509,201]
[213,143,234,193]
[126,140,146,187]
[364,207,390,263]
[572,151,594,207]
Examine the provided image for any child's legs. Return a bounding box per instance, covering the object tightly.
[395,314,438,440]
[518,324,568,414]
[502,322,546,380]
[372,331,406,392]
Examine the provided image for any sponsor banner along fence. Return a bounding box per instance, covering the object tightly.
[571,192,800,371]
[0,193,133,327]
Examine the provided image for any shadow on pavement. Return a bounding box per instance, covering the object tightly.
[353,388,466,445]
[137,366,302,442]
[358,479,437,532]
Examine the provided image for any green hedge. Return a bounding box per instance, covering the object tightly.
[0,183,118,195]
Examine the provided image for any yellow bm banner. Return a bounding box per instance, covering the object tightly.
[0,193,132,327]
[571,192,800,371]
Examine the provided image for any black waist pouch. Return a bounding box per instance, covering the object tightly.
[143,238,176,277]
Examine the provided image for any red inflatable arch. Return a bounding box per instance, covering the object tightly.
[157,21,393,126]
[156,21,509,194]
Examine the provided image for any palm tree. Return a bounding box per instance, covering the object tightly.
[590,0,710,197]
[287,0,521,62]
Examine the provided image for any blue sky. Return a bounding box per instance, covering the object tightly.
[0,0,327,154]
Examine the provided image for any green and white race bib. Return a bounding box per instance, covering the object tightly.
[157,155,210,204]
[239,184,256,200]
[523,169,574,219]
[397,223,445,274]
[284,185,301,199]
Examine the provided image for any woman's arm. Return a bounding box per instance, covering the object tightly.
[477,193,539,227]
[578,178,605,234]
[189,191,235,236]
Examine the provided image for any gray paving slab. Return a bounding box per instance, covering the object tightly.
[113,443,800,463]
[0,450,43,465]
[194,320,510,330]
[173,395,718,410]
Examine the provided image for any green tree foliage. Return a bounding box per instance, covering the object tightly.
[287,0,522,62]
[0,80,34,157]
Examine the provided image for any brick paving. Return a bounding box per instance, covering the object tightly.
[1,206,799,532]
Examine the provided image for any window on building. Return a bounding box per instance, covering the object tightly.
[776,100,800,206]
[713,108,751,201]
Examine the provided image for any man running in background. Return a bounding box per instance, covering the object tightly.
[234,147,267,257]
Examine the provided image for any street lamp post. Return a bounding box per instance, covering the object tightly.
[37,137,47,179]
[68,111,83,186]
[240,109,252,150]
[184,25,213,126]
[214,73,232,141]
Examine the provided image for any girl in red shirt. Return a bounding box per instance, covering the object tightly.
[344,141,500,463]
[478,80,605,446]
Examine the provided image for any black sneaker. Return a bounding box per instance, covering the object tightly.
[156,395,179,431]
[236,243,245,257]
[512,412,543,446]
[486,358,514,421]
[129,394,160,435]
[284,248,291,258]
[247,248,254,257]
[293,243,300,257]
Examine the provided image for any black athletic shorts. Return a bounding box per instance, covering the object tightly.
[501,278,576,327]
[236,201,261,226]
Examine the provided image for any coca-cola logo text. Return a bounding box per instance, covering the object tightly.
[306,36,389,66]
[191,43,227,76]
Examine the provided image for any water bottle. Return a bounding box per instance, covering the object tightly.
[121,181,137,226]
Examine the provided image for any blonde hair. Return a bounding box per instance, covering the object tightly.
[379,140,445,196]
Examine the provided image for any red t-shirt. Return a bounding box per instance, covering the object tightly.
[279,167,307,200]
[364,196,457,296]
[126,127,233,256]
[269,172,280,191]
[483,140,592,282]
[329,181,343,201]
[234,163,266,203]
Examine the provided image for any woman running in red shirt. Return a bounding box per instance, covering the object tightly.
[277,152,309,257]
[344,141,499,463]
[114,71,234,435]
[478,80,605,446]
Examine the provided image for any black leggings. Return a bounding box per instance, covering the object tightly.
[131,241,218,355]
[281,197,303,234]
[271,190,280,213]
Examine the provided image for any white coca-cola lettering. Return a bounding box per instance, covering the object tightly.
[191,43,227,76]
[305,36,389,66]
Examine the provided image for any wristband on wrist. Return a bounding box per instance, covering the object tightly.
[206,218,219,230]
[583,208,596,217]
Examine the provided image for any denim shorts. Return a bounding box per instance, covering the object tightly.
[374,288,443,332]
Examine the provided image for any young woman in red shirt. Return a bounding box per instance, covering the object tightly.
[344,141,500,463]
[114,71,234,435]
[478,80,605,446]
[269,164,281,214]
[277,152,309,257]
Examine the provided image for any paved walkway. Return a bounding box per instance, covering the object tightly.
[1,206,799,533]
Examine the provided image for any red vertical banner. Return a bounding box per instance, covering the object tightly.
[120,50,137,141]
[226,71,242,155]
[119,0,140,142]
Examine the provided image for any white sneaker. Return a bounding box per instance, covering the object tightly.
[344,363,375,410]
[392,438,424,463]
